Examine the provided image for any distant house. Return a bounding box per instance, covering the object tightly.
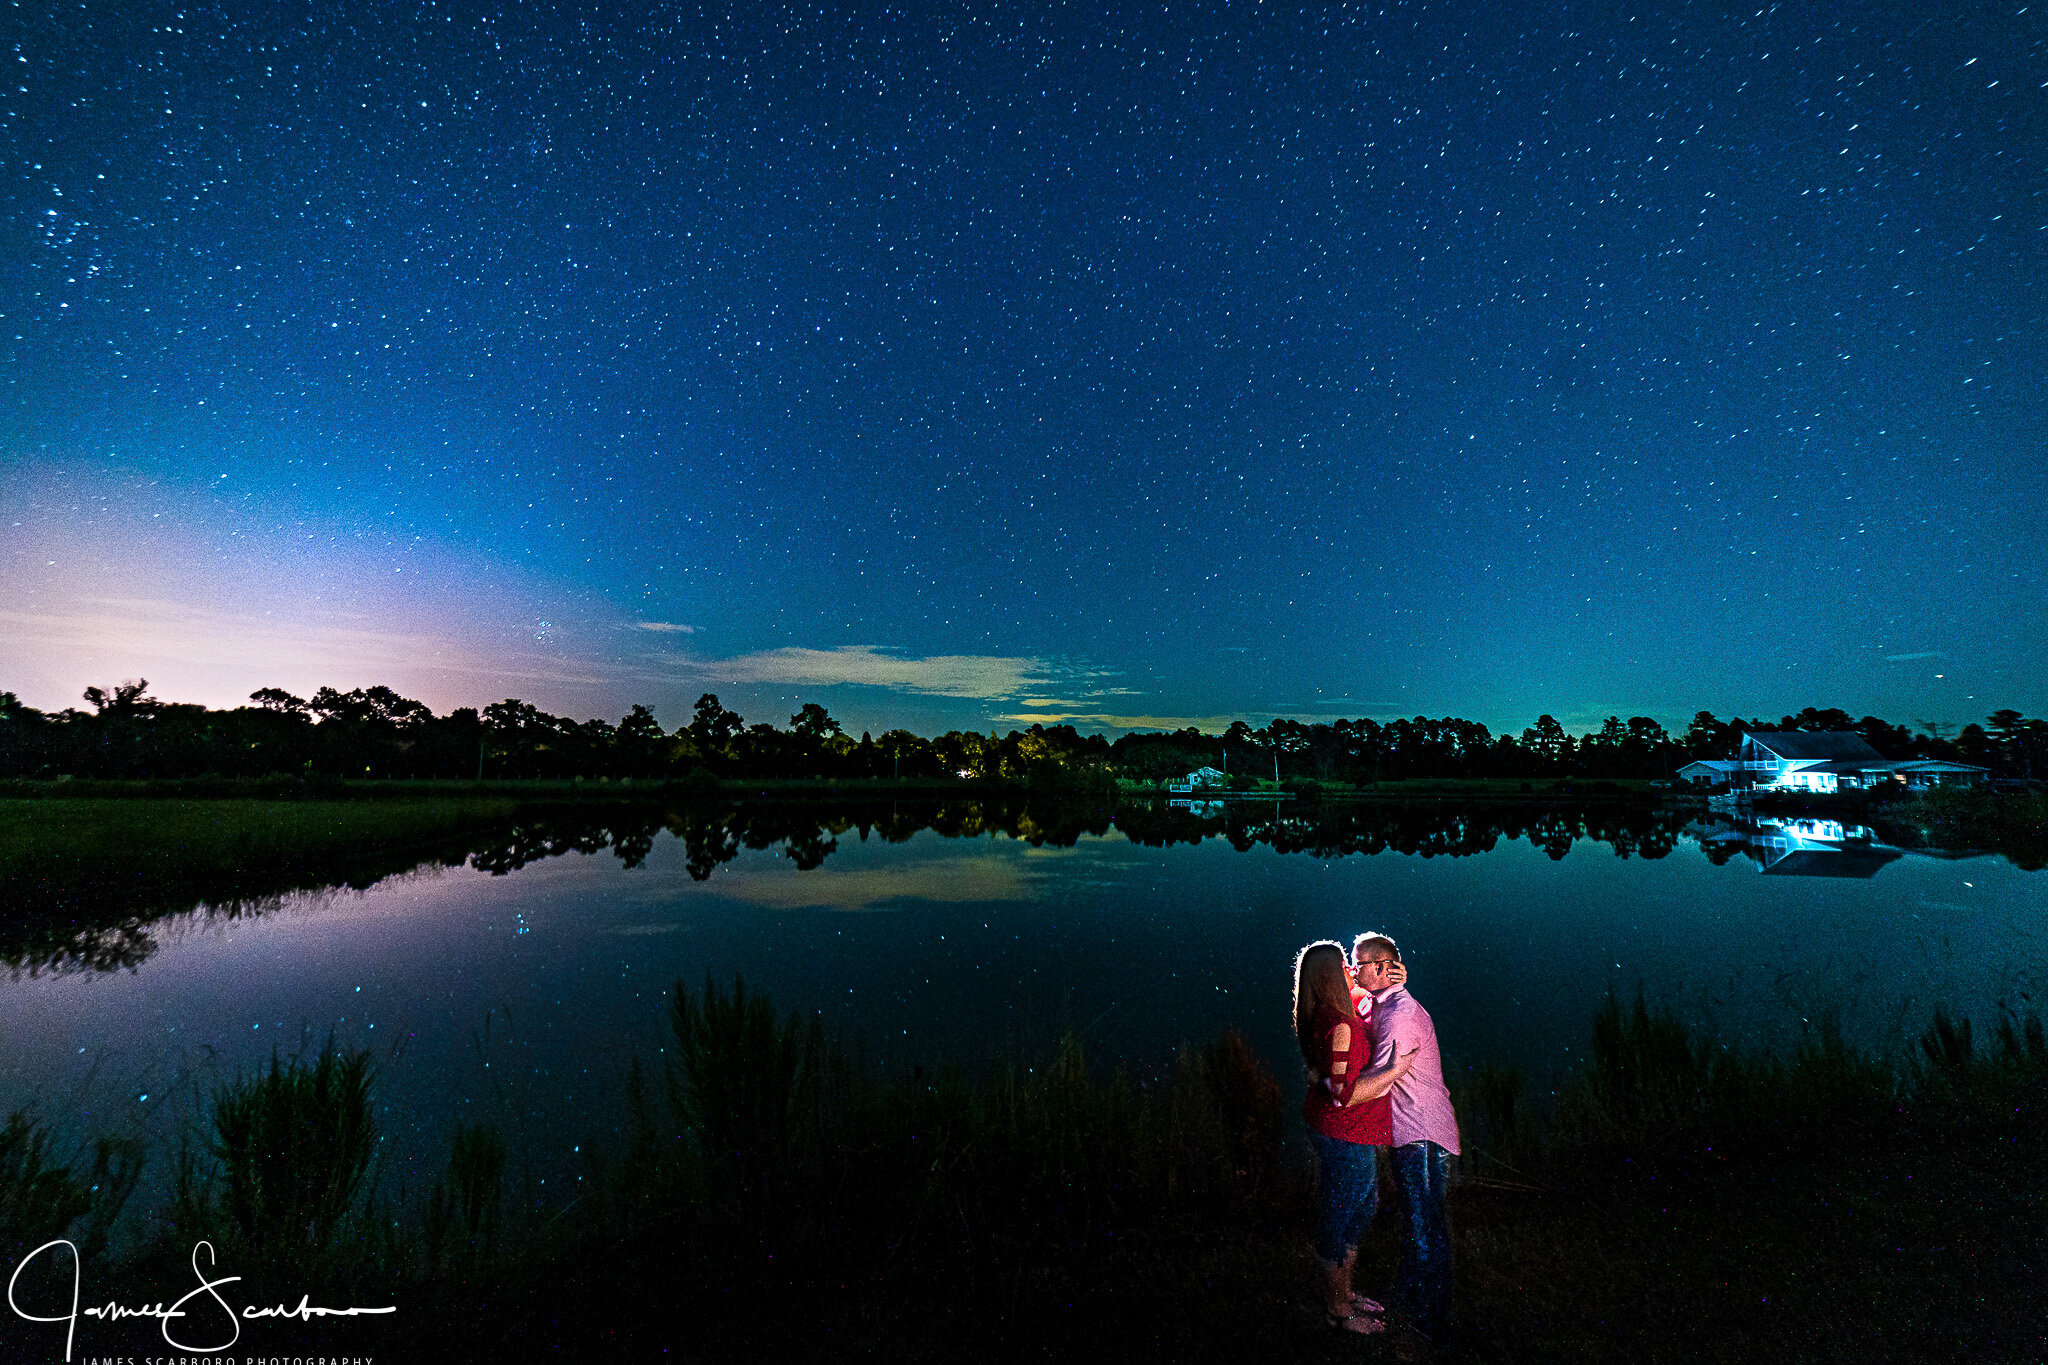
[1169,765,1228,793]
[1678,731,1987,793]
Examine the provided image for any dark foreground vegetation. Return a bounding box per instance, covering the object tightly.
[3,982,2043,1363]
[5,681,2045,788]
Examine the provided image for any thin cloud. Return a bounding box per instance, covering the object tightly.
[0,597,623,703]
[693,645,1048,700]
[1885,652,1945,662]
[634,621,701,634]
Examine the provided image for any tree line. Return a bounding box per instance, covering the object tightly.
[1,681,2043,785]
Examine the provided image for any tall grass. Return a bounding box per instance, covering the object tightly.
[1453,989,2047,1180]
[22,985,2048,1360]
[0,1113,142,1264]
[175,1044,378,1270]
[425,1123,506,1272]
[601,976,1286,1285]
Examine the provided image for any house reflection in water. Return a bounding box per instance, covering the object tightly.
[1168,798,1228,819]
[1695,817,1905,878]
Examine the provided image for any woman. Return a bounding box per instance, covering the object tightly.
[1294,940,1416,1336]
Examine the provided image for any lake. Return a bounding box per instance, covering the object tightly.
[1,797,2039,1204]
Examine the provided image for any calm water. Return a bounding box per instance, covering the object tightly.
[2,802,2040,1200]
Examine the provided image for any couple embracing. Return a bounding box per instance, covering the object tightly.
[1293,933,1457,1353]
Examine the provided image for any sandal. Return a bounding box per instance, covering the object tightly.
[1325,1307,1387,1336]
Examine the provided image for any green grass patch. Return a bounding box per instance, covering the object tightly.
[0,796,522,972]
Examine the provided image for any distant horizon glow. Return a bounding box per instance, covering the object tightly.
[4,3,2040,738]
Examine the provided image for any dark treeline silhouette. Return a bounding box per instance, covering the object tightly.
[3,682,2046,784]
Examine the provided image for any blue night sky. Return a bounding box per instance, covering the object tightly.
[5,1,2042,737]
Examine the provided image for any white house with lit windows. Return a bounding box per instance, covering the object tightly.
[1169,766,1228,793]
[1678,731,1986,793]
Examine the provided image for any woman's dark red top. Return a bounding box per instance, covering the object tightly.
[1302,1003,1392,1146]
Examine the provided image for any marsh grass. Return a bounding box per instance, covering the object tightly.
[12,986,2047,1362]
[1465,991,1921,1172]
[168,1044,379,1275]
[1439,996,2048,1364]
[0,796,520,896]
[0,1112,142,1267]
[424,1123,506,1273]
[598,977,1284,1288]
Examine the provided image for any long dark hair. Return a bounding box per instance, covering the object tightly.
[1292,940,1352,1071]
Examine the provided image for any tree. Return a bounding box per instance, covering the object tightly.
[360,686,431,728]
[250,687,310,715]
[1856,716,1915,757]
[1625,716,1670,749]
[1956,723,1995,769]
[688,694,745,760]
[1784,707,1855,733]
[615,704,667,777]
[1682,711,1728,757]
[788,703,843,742]
[83,679,154,714]
[877,729,935,779]
[1984,710,2045,779]
[1521,715,1570,766]
[0,692,52,779]
[785,703,848,776]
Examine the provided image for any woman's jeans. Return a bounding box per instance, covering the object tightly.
[1389,1140,1453,1341]
[1308,1130,1379,1265]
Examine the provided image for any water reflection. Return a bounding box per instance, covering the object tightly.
[2,793,2037,1206]
[1168,798,1229,818]
[1694,818,1903,878]
[1,794,2020,978]
[1689,815,2003,878]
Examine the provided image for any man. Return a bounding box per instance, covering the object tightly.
[1353,932,1458,1355]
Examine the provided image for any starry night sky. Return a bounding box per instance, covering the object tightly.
[5,1,2043,737]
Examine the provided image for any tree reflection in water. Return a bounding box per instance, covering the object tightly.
[0,793,1999,977]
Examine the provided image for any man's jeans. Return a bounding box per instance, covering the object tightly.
[1308,1130,1379,1265]
[1389,1139,1453,1340]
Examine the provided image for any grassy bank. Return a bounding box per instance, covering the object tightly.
[0,773,1068,802]
[1897,786,2048,871]
[1315,777,1684,799]
[0,795,524,972]
[6,984,2043,1363]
